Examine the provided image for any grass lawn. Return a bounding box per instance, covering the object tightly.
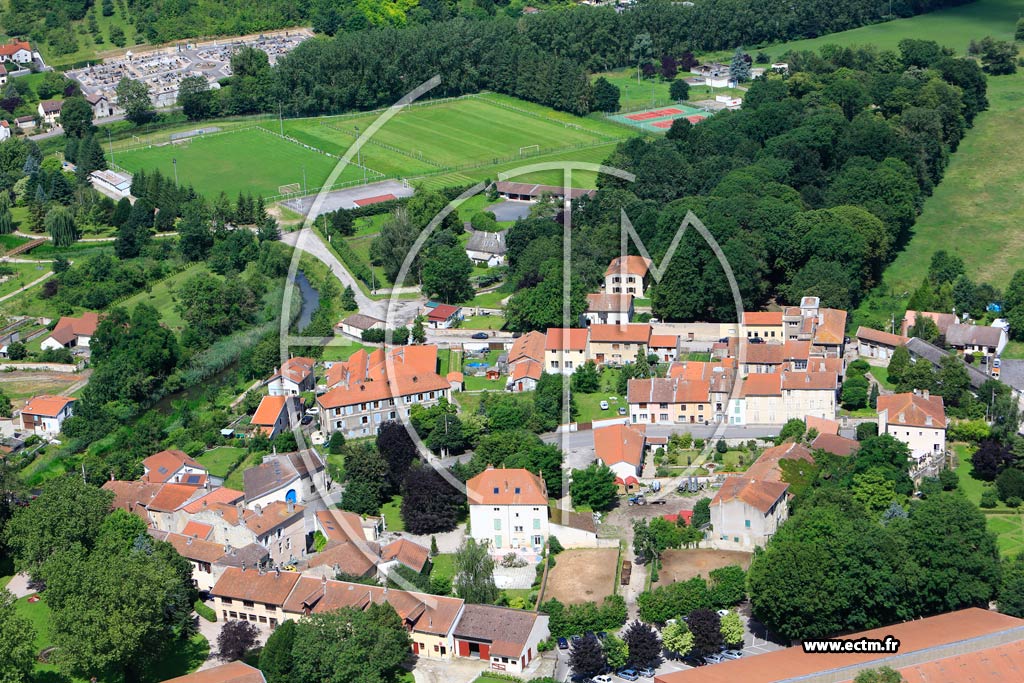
[868,365,897,391]
[196,446,248,478]
[592,68,680,112]
[345,232,391,287]
[381,495,405,531]
[438,349,451,376]
[118,263,213,334]
[468,289,509,309]
[430,553,456,581]
[321,341,371,362]
[717,450,751,472]
[463,374,507,391]
[115,128,367,199]
[1002,340,1024,359]
[0,261,53,297]
[987,514,1024,556]
[460,315,506,330]
[224,453,261,491]
[575,392,624,423]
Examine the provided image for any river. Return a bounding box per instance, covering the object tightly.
[293,270,321,333]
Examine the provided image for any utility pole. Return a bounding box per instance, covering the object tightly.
[172,157,178,185]
[279,102,284,136]
[107,128,114,165]
[302,165,306,195]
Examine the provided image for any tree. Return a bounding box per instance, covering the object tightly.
[453,538,499,604]
[116,198,154,259]
[971,440,1015,481]
[661,621,693,657]
[0,588,36,683]
[729,48,751,83]
[624,620,661,669]
[425,413,466,456]
[571,360,600,393]
[852,468,901,516]
[218,620,259,661]
[341,285,358,312]
[999,552,1024,618]
[377,420,419,494]
[60,96,94,138]
[534,371,576,430]
[258,618,296,683]
[603,633,628,670]
[978,36,1018,75]
[909,316,940,343]
[421,243,474,303]
[115,77,154,125]
[570,463,618,511]
[719,611,744,647]
[887,345,911,385]
[592,77,620,112]
[411,316,426,343]
[841,375,869,410]
[569,633,606,678]
[177,75,215,120]
[776,418,805,445]
[996,468,1024,503]
[708,565,746,607]
[1017,18,1024,41]
[692,497,711,528]
[854,667,905,683]
[0,207,13,235]
[291,603,411,683]
[686,609,723,657]
[45,206,78,247]
[669,79,690,102]
[2,475,113,577]
[630,33,654,80]
[400,465,464,535]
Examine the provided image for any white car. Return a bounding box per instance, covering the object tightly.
[600,400,609,410]
[306,407,321,415]
[593,676,613,683]
[716,609,730,617]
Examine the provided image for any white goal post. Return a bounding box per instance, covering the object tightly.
[519,144,540,157]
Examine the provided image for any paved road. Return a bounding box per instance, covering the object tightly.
[542,424,782,452]
[281,228,422,325]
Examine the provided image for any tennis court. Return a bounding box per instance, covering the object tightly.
[608,104,711,132]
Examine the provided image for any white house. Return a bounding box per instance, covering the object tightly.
[877,391,946,478]
[85,92,119,118]
[0,120,9,142]
[507,359,541,393]
[40,312,100,350]
[20,395,75,436]
[453,605,550,675]
[467,467,549,558]
[14,115,35,131]
[593,423,645,492]
[945,323,1008,358]
[465,230,507,267]
[424,302,463,329]
[336,313,384,339]
[583,293,634,325]
[250,394,303,439]
[604,255,652,298]
[142,449,207,485]
[266,357,315,396]
[243,450,329,508]
[711,476,790,550]
[38,99,62,126]
[0,41,33,64]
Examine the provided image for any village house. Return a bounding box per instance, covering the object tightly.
[148,529,234,592]
[587,323,650,367]
[583,293,635,325]
[142,449,207,486]
[780,297,847,357]
[544,327,588,375]
[160,661,266,683]
[465,230,507,267]
[742,311,784,340]
[20,395,75,435]
[14,115,35,131]
[243,450,329,508]
[855,326,909,360]
[0,40,33,64]
[336,313,385,339]
[37,99,62,126]
[423,302,463,329]
[604,255,652,298]
[453,604,549,674]
[40,312,100,350]
[212,565,303,630]
[250,394,303,439]
[945,322,1007,358]
[710,476,790,550]
[594,423,645,492]
[507,359,542,393]
[901,310,958,338]
[668,359,736,423]
[877,390,946,478]
[648,333,679,363]
[729,371,837,426]
[85,91,119,118]
[318,345,450,438]
[0,120,9,142]
[265,356,315,396]
[627,376,711,425]
[467,467,549,558]
[811,431,860,456]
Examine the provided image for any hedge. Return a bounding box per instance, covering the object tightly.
[195,599,217,622]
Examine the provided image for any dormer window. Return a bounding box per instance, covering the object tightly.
[514,487,521,494]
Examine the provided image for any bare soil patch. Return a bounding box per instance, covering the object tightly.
[543,548,618,605]
[653,549,752,586]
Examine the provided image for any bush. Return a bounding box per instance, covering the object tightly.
[548,535,564,555]
[856,421,879,441]
[847,359,870,376]
[1008,497,1022,509]
[195,599,216,622]
[948,419,990,444]
[715,439,727,454]
[980,488,999,508]
[996,468,1024,502]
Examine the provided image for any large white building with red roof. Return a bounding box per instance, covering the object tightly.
[604,255,652,297]
[594,423,645,492]
[877,390,946,477]
[20,395,75,435]
[467,467,549,557]
[265,356,315,396]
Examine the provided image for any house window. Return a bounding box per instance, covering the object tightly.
[494,519,501,530]
[223,598,233,605]
[259,616,267,623]
[514,487,521,494]
[514,526,524,532]
[495,535,502,547]
[493,487,499,494]
[243,600,254,608]
[229,611,238,619]
[744,520,751,528]
[533,535,543,545]
[533,518,541,529]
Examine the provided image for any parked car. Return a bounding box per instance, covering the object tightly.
[617,670,639,681]
[704,653,727,664]
[597,631,607,641]
[305,406,320,414]
[558,637,569,650]
[721,650,744,660]
[638,668,655,678]
[593,675,613,683]
[716,609,730,617]
[681,656,705,667]
[748,336,765,344]
[471,332,489,339]
[618,406,627,415]
[649,499,667,505]
[600,400,610,410]
[571,635,583,644]
[300,415,313,425]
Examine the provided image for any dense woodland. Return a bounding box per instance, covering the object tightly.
[501,40,988,327]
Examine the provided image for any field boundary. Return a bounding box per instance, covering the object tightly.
[315,121,446,169]
[469,93,622,140]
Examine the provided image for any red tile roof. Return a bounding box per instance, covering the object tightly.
[739,373,781,397]
[467,467,548,506]
[142,449,204,483]
[315,509,367,544]
[251,395,288,427]
[181,520,213,540]
[604,255,652,277]
[804,415,839,435]
[627,377,710,404]
[510,359,542,382]
[181,487,244,513]
[811,433,860,457]
[780,370,837,391]
[856,325,909,348]
[588,323,651,344]
[381,538,431,573]
[22,395,75,417]
[654,608,1024,683]
[268,356,315,385]
[148,483,202,513]
[545,327,588,351]
[711,476,788,514]
[508,331,546,364]
[648,334,678,348]
[242,501,304,537]
[47,312,100,345]
[587,293,634,313]
[319,345,447,410]
[743,311,783,326]
[159,661,266,683]
[813,307,847,345]
[212,566,302,605]
[427,303,461,322]
[878,392,946,429]
[594,423,645,468]
[746,442,814,482]
[0,41,32,58]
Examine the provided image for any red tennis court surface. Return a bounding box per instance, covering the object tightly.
[626,108,683,121]
[686,115,706,124]
[354,193,397,206]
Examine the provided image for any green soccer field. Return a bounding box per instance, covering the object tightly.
[113,128,369,199]
[264,93,626,176]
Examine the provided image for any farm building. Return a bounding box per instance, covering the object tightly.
[336,313,385,339]
[495,181,595,202]
[41,312,100,350]
[855,326,908,360]
[465,230,507,267]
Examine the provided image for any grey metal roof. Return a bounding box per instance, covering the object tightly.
[465,230,507,256]
[904,337,992,390]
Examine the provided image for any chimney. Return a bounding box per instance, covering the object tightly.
[187,537,193,545]
[224,544,230,554]
[241,561,247,572]
[287,500,295,513]
[236,500,244,516]
[923,390,930,400]
[256,504,263,516]
[322,574,328,587]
